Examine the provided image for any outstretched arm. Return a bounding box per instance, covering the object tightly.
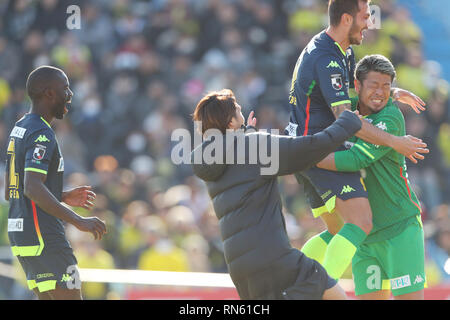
[332,103,428,163]
[273,110,361,176]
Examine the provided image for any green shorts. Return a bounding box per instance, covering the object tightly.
[352,216,425,297]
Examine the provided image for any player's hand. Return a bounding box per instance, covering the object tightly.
[392,135,429,164]
[352,109,363,120]
[247,111,257,127]
[75,216,107,240]
[392,88,426,114]
[62,186,96,210]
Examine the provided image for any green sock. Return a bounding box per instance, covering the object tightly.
[322,223,367,280]
[300,230,334,264]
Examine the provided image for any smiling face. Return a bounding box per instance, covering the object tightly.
[355,71,392,115]
[348,0,371,45]
[52,72,73,119]
[228,103,245,130]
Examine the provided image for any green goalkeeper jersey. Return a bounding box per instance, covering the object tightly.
[334,97,422,244]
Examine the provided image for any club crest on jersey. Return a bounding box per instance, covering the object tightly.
[330,74,343,90]
[33,145,46,160]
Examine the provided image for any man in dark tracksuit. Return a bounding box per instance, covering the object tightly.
[190,89,362,300]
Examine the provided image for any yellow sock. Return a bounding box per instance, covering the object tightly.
[301,230,334,264]
[322,223,367,280]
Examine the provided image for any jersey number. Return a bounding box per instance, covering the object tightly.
[7,138,19,199]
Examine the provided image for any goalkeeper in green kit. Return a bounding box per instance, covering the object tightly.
[316,54,426,299]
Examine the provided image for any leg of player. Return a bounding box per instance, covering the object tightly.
[322,197,372,279]
[322,283,347,300]
[357,290,391,300]
[33,288,52,300]
[47,284,82,300]
[301,211,344,264]
[394,290,424,300]
[320,210,344,235]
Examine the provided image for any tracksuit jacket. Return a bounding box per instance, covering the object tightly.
[191,110,361,299]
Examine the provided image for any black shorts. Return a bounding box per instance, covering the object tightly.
[296,166,368,218]
[280,255,337,300]
[17,246,80,293]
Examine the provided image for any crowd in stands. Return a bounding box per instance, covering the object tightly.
[0,0,449,299]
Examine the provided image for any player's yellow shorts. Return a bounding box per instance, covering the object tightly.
[352,215,426,296]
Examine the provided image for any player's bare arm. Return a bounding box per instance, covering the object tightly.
[316,153,337,171]
[391,87,426,114]
[331,102,429,163]
[24,171,106,239]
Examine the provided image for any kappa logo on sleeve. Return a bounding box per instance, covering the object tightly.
[326,61,342,69]
[35,135,50,143]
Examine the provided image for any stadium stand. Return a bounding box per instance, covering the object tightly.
[0,0,449,299]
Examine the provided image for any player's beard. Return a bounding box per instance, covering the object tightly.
[348,21,363,45]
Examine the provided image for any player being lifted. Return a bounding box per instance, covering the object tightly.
[5,66,107,300]
[286,0,428,280]
[316,54,426,299]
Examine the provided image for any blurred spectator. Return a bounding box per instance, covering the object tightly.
[137,215,190,272]
[68,225,116,300]
[425,205,450,285]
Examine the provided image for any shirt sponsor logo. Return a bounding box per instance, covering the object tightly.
[285,122,298,137]
[35,135,50,143]
[8,219,23,232]
[33,145,46,161]
[36,273,54,279]
[330,74,343,90]
[390,275,411,290]
[340,185,355,194]
[10,126,26,139]
[321,190,332,200]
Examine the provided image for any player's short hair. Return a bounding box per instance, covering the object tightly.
[328,0,369,26]
[355,54,396,83]
[192,89,238,135]
[26,65,65,101]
